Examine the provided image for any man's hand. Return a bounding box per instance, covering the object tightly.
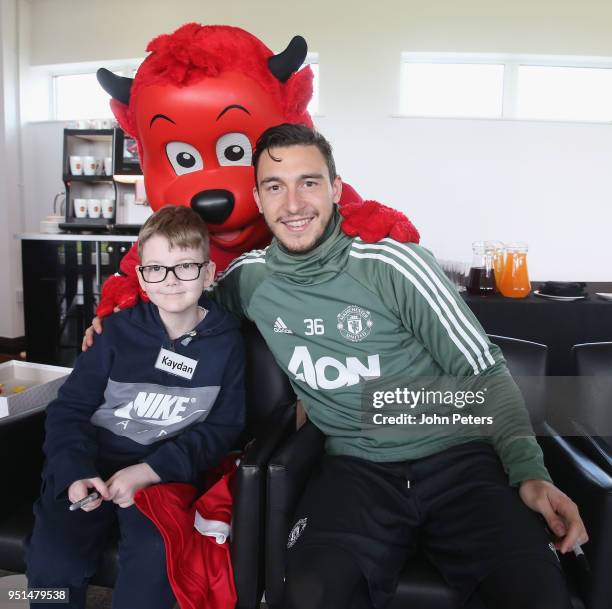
[68,477,110,512]
[81,316,104,351]
[106,463,161,508]
[519,479,588,554]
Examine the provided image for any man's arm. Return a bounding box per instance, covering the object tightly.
[82,249,265,350]
[379,240,587,550]
[384,241,549,485]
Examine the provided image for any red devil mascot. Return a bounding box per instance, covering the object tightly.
[95,23,419,317]
[94,22,420,608]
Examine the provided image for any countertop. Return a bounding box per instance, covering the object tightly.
[19,232,138,242]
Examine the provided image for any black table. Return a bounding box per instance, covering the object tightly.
[463,282,612,375]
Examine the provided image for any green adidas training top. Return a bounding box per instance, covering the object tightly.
[209,208,551,486]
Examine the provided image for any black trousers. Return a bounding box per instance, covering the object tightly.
[282,442,573,609]
[26,478,175,609]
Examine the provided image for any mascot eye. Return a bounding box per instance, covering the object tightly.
[216,133,252,167]
[166,142,204,176]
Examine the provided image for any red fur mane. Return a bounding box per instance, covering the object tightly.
[116,23,314,139]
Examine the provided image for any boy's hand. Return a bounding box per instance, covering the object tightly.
[106,463,161,508]
[82,316,105,352]
[68,477,110,512]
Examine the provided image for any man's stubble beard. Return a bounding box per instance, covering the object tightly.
[266,209,334,255]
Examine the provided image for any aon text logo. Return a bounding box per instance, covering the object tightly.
[288,346,380,390]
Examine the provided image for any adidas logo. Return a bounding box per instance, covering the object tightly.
[274,317,293,334]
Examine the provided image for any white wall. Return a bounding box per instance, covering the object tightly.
[5,0,612,335]
[0,0,24,338]
[318,116,612,282]
[24,0,612,66]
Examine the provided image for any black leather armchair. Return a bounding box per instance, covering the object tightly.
[0,322,297,609]
[266,336,612,609]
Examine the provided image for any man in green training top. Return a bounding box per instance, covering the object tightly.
[86,123,586,609]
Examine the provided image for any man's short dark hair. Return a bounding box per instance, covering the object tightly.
[253,123,337,184]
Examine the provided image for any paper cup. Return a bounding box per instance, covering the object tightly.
[69,156,83,175]
[74,198,87,218]
[87,199,101,218]
[103,157,112,176]
[101,199,115,219]
[83,156,96,176]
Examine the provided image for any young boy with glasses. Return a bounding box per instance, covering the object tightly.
[26,206,245,609]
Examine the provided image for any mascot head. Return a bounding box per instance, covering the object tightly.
[97,23,313,253]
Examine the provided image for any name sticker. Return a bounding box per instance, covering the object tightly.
[155,347,199,380]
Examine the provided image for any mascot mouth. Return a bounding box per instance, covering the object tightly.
[209,216,262,248]
[212,229,244,244]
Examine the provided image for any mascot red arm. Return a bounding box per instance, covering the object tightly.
[96,23,419,317]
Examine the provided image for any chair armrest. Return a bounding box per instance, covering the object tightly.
[566,420,612,474]
[265,421,326,608]
[540,427,612,609]
[0,410,46,520]
[231,402,296,609]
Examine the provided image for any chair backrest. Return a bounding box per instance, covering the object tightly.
[242,322,296,437]
[487,334,548,428]
[573,342,612,377]
[571,342,612,446]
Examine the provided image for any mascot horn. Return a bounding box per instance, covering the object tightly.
[95,23,419,317]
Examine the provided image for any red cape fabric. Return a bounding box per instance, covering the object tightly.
[134,458,238,609]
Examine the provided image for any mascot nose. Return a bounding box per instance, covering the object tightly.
[190,190,235,224]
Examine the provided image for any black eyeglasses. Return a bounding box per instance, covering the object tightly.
[138,262,209,283]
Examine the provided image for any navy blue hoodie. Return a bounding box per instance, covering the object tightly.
[43,297,245,498]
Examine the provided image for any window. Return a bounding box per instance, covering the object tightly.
[516,65,612,122]
[53,72,114,120]
[308,60,320,115]
[51,61,142,121]
[51,56,320,121]
[401,61,504,118]
[400,53,612,123]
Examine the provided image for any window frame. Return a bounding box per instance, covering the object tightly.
[399,52,612,124]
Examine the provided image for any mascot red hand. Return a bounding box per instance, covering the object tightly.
[95,23,419,317]
[340,200,420,243]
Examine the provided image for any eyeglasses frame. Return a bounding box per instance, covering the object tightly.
[137,261,209,283]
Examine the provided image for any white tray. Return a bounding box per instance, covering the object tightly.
[0,360,72,420]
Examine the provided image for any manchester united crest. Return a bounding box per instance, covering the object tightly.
[337,305,373,342]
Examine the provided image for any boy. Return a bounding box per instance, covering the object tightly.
[26,206,245,609]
